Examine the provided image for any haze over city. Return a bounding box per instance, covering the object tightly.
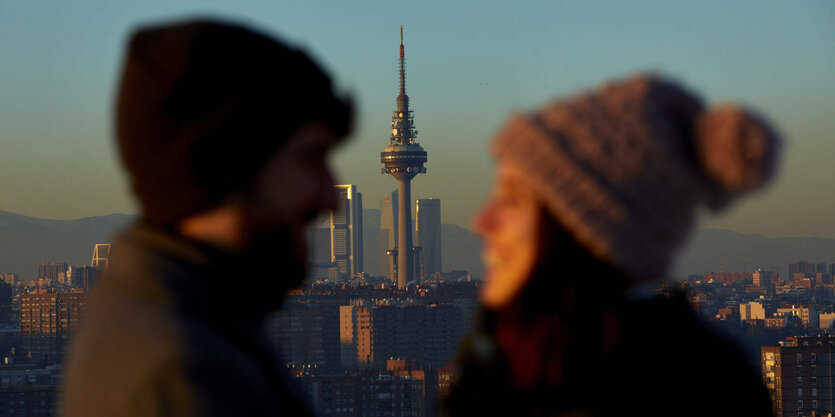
[1,1,833,237]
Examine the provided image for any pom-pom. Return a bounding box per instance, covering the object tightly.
[695,105,781,207]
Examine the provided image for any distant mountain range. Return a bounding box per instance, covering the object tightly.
[3,210,834,281]
[671,228,835,278]
[0,211,134,277]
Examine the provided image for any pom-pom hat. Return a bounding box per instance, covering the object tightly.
[491,74,781,281]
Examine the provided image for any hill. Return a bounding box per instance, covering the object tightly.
[672,228,835,278]
[5,210,834,281]
[0,211,134,277]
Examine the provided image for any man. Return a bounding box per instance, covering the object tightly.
[61,19,352,416]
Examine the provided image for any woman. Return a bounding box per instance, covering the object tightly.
[444,74,779,416]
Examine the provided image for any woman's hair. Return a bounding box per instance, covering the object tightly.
[506,205,630,322]
[476,204,631,400]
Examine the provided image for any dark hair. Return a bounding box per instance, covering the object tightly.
[117,19,354,226]
[476,205,631,405]
[500,206,630,322]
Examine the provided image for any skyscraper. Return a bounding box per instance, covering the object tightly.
[380,27,427,289]
[380,190,399,251]
[416,198,441,282]
[762,335,835,417]
[38,262,68,281]
[91,243,111,270]
[331,185,363,278]
[19,291,87,336]
[380,190,398,280]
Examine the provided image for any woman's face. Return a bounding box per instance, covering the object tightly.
[473,163,541,309]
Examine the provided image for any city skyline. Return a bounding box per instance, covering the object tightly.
[1,2,834,236]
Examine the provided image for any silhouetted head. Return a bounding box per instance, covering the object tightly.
[473,74,781,310]
[116,18,352,238]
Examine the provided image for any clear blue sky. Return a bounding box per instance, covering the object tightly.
[1,1,833,236]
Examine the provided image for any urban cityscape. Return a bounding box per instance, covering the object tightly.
[0,30,834,417]
[1,3,833,417]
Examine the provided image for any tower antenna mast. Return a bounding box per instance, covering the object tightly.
[381,26,427,289]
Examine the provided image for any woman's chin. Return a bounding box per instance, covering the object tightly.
[479,273,512,310]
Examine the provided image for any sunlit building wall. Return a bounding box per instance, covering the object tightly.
[331,185,363,278]
[416,199,441,282]
[762,335,835,417]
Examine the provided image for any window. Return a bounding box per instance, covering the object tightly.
[812,388,817,397]
[797,377,803,386]
[798,388,803,396]
[812,377,817,385]
[812,400,817,409]
[798,365,803,373]
[812,365,817,373]
[811,353,817,363]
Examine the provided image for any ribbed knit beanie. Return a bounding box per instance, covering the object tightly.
[116,19,352,226]
[492,74,781,281]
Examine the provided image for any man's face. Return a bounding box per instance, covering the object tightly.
[245,122,339,257]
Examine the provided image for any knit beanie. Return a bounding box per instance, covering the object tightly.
[492,74,780,281]
[116,19,352,226]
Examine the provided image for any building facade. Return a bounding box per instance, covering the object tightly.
[380,190,398,280]
[267,297,341,373]
[340,304,463,370]
[331,185,363,279]
[762,335,835,417]
[18,291,86,336]
[292,360,439,417]
[415,199,441,283]
[37,263,68,282]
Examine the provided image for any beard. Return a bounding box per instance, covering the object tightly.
[213,225,308,320]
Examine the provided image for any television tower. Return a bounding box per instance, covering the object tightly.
[381,26,427,289]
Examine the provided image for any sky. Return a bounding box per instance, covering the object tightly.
[1,1,833,237]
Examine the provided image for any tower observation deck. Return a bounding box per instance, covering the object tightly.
[381,27,427,289]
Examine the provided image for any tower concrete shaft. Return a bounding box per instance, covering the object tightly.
[397,177,412,288]
[381,26,427,289]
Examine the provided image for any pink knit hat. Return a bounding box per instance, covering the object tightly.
[492,74,781,281]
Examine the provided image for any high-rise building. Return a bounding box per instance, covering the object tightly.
[19,290,87,336]
[762,335,835,417]
[331,185,363,278]
[360,209,382,277]
[308,227,331,263]
[340,303,463,369]
[753,268,776,287]
[69,265,102,291]
[91,243,111,270]
[267,298,341,373]
[379,190,398,278]
[416,199,441,282]
[38,262,68,281]
[292,361,439,417]
[789,261,817,278]
[380,27,427,289]
[740,301,766,322]
[380,190,399,250]
[2,273,17,285]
